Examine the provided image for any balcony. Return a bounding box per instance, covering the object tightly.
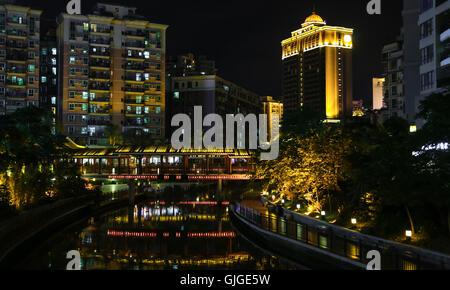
[123,85,145,93]
[123,52,145,59]
[125,98,144,104]
[89,38,111,46]
[87,119,110,126]
[90,72,110,80]
[124,41,145,49]
[7,29,27,38]
[90,108,110,115]
[124,118,144,126]
[6,51,27,61]
[123,63,145,71]
[91,27,112,34]
[90,96,111,103]
[124,30,146,38]
[89,82,111,91]
[90,60,110,68]
[6,66,26,74]
[7,18,27,25]
[90,48,111,57]
[6,41,27,49]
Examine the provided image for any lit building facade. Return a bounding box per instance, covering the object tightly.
[261,96,283,140]
[57,3,168,146]
[0,4,42,115]
[372,77,385,110]
[281,12,353,119]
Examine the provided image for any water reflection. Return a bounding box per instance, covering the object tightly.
[18,200,299,270]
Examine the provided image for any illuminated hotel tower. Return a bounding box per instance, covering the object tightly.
[281,12,353,119]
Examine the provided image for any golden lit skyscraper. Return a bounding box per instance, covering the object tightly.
[281,12,353,119]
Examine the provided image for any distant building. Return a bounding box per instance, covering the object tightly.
[281,11,353,119]
[381,41,405,119]
[372,77,385,110]
[0,4,42,115]
[166,75,261,138]
[261,96,283,140]
[56,3,168,146]
[166,53,217,77]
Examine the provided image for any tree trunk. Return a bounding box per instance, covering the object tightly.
[405,205,415,235]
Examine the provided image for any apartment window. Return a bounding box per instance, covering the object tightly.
[51,97,56,105]
[69,79,75,87]
[69,91,75,98]
[420,45,434,64]
[392,86,398,96]
[68,127,74,134]
[27,89,34,97]
[420,19,433,39]
[41,76,47,83]
[52,48,57,56]
[174,92,180,99]
[0,63,4,71]
[69,56,76,64]
[136,106,142,115]
[52,67,57,75]
[28,76,35,84]
[420,0,434,13]
[70,68,76,75]
[420,71,434,91]
[82,104,88,111]
[29,40,34,48]
[42,48,47,55]
[155,107,161,114]
[28,65,35,72]
[82,80,88,88]
[51,58,57,65]
[28,51,35,59]
[68,115,75,122]
[82,92,89,99]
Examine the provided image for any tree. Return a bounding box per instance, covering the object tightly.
[105,123,122,146]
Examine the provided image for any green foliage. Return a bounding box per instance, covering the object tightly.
[258,92,450,241]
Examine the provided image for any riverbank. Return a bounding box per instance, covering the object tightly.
[234,198,450,270]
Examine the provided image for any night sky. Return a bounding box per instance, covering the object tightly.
[21,0,403,107]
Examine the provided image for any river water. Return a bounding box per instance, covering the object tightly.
[16,198,300,270]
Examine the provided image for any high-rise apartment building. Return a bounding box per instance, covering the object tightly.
[417,0,450,107]
[281,12,353,119]
[402,0,421,122]
[40,19,58,131]
[0,4,42,115]
[381,41,405,119]
[57,3,168,146]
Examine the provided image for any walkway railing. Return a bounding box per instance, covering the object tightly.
[234,199,450,270]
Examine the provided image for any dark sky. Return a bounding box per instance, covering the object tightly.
[22,0,403,106]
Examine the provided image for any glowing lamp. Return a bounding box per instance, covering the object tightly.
[351,218,357,225]
[344,34,352,43]
[321,211,326,216]
[410,125,417,133]
[297,204,301,210]
[406,230,412,238]
[281,199,285,204]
